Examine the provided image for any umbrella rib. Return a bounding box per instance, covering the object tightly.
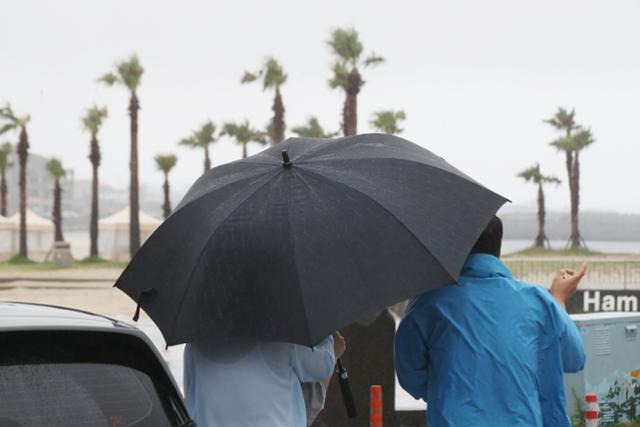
[285,169,314,345]
[169,170,281,341]
[299,168,461,282]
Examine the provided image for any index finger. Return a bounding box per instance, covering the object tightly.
[577,263,587,277]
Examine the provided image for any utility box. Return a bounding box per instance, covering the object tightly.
[564,312,640,426]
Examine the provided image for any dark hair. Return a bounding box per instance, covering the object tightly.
[470,216,503,257]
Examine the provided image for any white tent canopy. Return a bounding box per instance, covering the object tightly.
[98,207,162,261]
[0,209,55,256]
[9,209,56,231]
[0,215,16,254]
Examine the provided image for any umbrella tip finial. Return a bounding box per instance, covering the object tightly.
[281,150,292,168]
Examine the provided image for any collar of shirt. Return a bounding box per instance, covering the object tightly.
[460,253,513,280]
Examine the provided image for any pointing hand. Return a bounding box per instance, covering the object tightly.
[550,263,587,308]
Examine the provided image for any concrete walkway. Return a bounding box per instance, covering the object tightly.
[0,267,122,288]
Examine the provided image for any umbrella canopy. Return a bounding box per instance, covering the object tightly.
[115,134,507,346]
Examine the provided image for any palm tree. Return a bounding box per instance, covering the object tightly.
[222,121,268,159]
[517,164,561,248]
[0,142,12,217]
[242,57,287,144]
[98,54,144,258]
[46,158,66,242]
[178,121,218,173]
[0,104,31,257]
[291,117,339,138]
[81,105,108,257]
[370,110,406,134]
[327,27,385,136]
[154,154,177,219]
[546,107,595,248]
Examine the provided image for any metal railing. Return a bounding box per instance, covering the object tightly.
[503,257,640,290]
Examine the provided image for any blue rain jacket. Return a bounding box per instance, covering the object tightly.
[395,253,585,427]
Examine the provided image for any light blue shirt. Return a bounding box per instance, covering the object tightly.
[394,254,585,427]
[184,336,334,427]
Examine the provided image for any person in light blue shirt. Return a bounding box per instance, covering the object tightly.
[395,216,586,427]
[184,333,340,427]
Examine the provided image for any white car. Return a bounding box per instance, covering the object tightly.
[0,301,194,427]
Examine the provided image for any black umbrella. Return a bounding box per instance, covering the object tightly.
[115,133,507,347]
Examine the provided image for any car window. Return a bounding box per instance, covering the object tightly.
[0,330,191,427]
[0,363,171,427]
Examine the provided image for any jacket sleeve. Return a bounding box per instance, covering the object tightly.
[553,300,586,373]
[292,336,335,383]
[301,381,327,426]
[394,313,429,401]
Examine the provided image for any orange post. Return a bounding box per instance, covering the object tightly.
[370,385,383,427]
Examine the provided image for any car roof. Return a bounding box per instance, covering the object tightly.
[0,301,135,331]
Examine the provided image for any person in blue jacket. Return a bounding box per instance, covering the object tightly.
[395,216,586,427]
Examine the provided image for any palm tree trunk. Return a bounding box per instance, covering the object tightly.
[52,178,64,242]
[535,182,546,248]
[89,133,100,257]
[0,169,7,217]
[204,145,211,173]
[162,172,171,220]
[341,98,348,136]
[242,142,247,159]
[17,127,29,257]
[563,150,575,248]
[570,151,582,248]
[129,93,141,258]
[345,69,362,136]
[272,87,285,144]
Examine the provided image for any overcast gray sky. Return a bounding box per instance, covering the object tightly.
[1,0,639,213]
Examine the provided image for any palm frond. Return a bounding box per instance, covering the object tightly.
[517,164,541,183]
[195,121,217,146]
[542,175,561,185]
[154,154,177,173]
[0,123,18,135]
[572,128,595,151]
[0,142,13,171]
[117,54,144,92]
[18,115,30,127]
[328,61,348,90]
[46,158,66,179]
[291,116,338,138]
[263,57,287,89]
[0,104,29,133]
[241,71,259,84]
[97,72,119,86]
[178,136,197,148]
[81,105,108,134]
[0,104,18,122]
[370,110,406,134]
[363,52,385,67]
[550,136,574,152]
[327,27,363,63]
[179,120,217,149]
[544,107,577,132]
[222,120,265,144]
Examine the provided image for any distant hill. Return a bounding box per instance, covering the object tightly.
[500,210,640,241]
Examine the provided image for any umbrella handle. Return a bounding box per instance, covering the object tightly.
[336,359,357,418]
